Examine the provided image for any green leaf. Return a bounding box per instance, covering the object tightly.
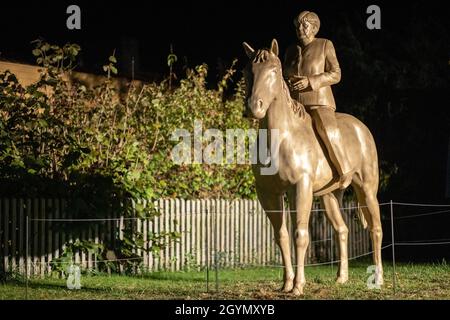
[167,53,178,66]
[41,43,51,52]
[69,46,80,57]
[38,119,48,127]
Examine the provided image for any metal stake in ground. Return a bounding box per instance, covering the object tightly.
[330,222,333,274]
[390,200,397,294]
[215,206,219,292]
[206,206,209,293]
[26,215,29,300]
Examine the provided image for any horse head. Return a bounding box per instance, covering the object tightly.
[242,39,283,119]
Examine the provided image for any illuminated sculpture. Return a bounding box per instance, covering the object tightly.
[242,12,383,295]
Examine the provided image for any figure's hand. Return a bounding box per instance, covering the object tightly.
[292,76,309,91]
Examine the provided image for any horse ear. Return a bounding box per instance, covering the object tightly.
[242,42,255,58]
[270,39,279,56]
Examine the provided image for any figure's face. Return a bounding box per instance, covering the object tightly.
[296,19,315,41]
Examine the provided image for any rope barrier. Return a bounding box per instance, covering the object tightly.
[395,241,450,246]
[392,202,450,207]
[17,199,450,300]
[311,238,332,243]
[23,245,390,270]
[394,238,450,243]
[28,201,398,221]
[24,238,447,270]
[234,244,393,269]
[30,217,146,222]
[394,208,450,220]
[264,202,392,213]
[27,256,144,267]
[18,201,450,271]
[23,239,449,272]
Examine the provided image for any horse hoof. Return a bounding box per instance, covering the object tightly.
[376,276,384,286]
[280,280,294,293]
[336,276,348,284]
[291,286,304,296]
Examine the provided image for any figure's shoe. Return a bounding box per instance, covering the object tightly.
[339,171,354,189]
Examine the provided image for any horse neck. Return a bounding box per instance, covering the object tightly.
[266,82,304,133]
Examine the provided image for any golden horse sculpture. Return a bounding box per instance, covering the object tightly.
[242,39,383,295]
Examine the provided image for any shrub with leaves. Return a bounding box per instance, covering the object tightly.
[0,41,257,272]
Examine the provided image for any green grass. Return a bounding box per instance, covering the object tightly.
[1,261,450,300]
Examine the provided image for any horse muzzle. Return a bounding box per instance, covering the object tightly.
[248,98,266,119]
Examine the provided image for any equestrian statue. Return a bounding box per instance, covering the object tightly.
[242,11,383,295]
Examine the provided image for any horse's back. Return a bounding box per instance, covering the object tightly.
[335,112,379,182]
[335,111,375,141]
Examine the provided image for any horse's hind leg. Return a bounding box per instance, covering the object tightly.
[261,193,295,292]
[353,182,384,286]
[321,191,349,284]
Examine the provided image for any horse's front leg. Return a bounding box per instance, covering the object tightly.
[292,176,313,296]
[264,194,295,292]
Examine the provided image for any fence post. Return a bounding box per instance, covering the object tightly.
[215,201,219,292]
[390,200,397,294]
[4,199,9,275]
[206,204,209,293]
[26,214,29,300]
[330,222,334,274]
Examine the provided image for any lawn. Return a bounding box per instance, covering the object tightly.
[1,261,449,300]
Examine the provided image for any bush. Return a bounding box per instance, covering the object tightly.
[0,41,256,201]
[0,41,256,270]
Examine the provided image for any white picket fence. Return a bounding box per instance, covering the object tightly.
[0,198,370,276]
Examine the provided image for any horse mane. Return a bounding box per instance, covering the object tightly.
[247,49,306,119]
[281,77,306,119]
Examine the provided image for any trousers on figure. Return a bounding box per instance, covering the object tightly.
[308,107,353,187]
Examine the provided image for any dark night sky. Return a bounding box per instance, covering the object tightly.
[1,0,447,80]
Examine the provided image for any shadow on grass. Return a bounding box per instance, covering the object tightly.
[139,272,208,282]
[8,281,197,298]
[9,281,111,294]
[4,274,209,296]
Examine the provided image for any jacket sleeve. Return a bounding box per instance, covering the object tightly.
[308,40,341,91]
